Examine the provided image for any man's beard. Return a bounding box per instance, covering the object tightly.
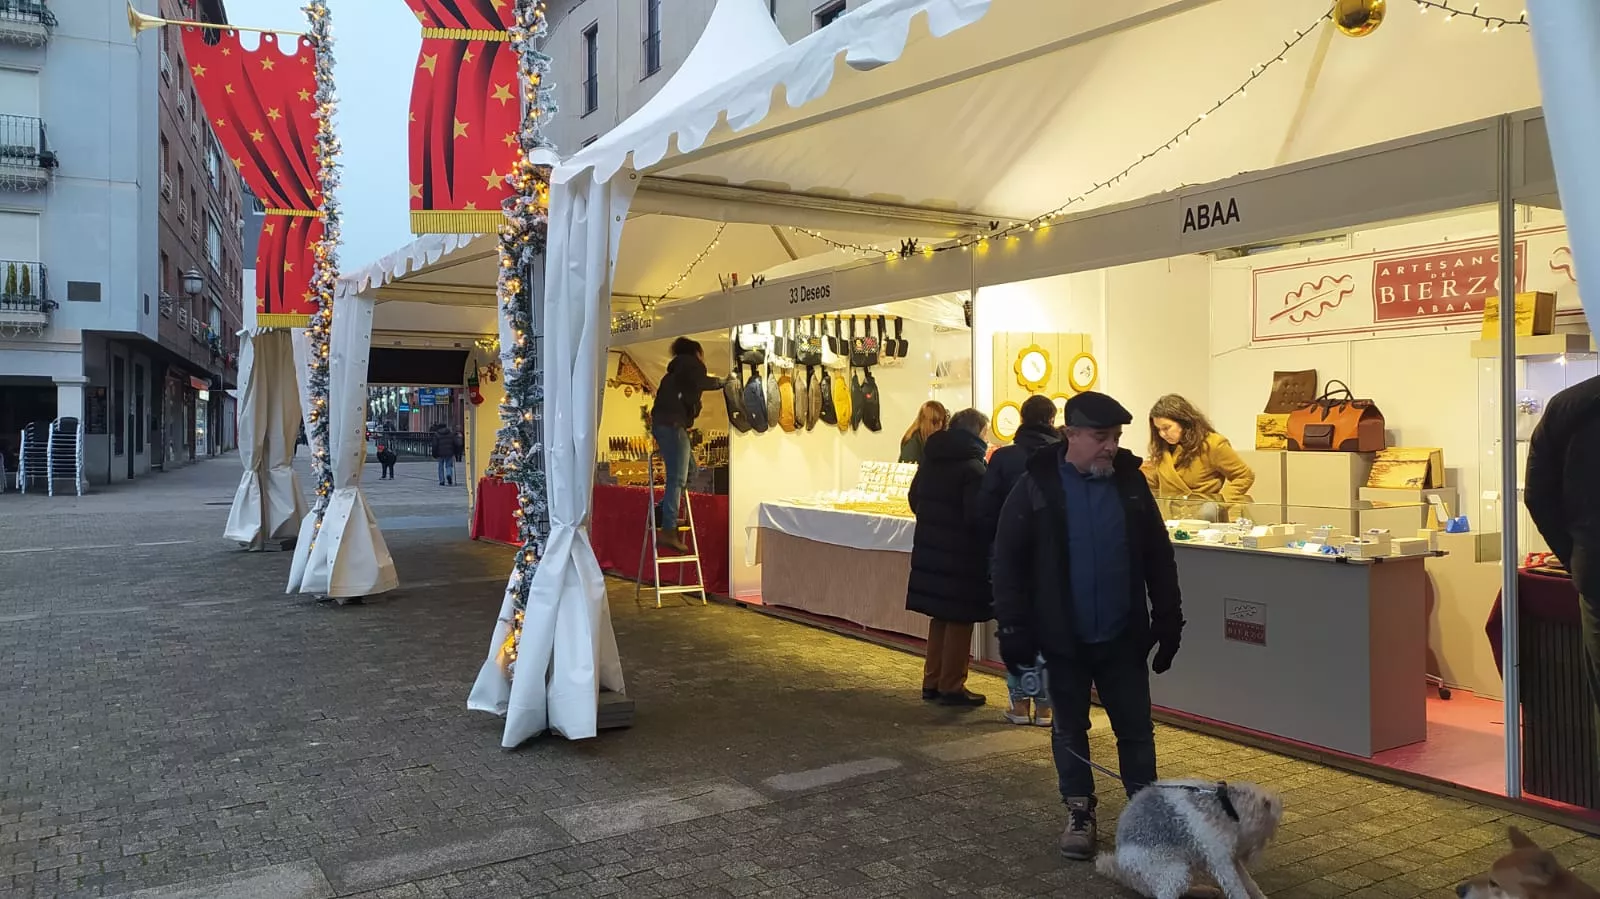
[1087,459,1115,479]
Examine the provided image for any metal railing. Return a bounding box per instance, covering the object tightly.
[0,1,55,29]
[0,259,49,313]
[0,114,50,167]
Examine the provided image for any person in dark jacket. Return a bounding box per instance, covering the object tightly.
[431,424,462,486]
[376,442,397,480]
[991,391,1183,861]
[976,394,1060,727]
[1524,373,1600,758]
[650,337,722,552]
[907,407,993,707]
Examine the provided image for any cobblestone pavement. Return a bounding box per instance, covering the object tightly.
[2,453,1597,898]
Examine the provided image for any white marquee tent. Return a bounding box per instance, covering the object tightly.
[339,0,1600,749]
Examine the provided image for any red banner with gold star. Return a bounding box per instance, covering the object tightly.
[405,0,522,234]
[180,26,322,327]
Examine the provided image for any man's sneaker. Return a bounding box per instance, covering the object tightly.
[1059,797,1097,860]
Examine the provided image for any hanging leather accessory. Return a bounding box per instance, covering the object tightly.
[821,315,844,370]
[795,316,823,367]
[893,316,908,358]
[850,314,880,368]
[738,324,769,367]
[1286,380,1386,452]
[743,362,770,433]
[1265,369,1318,414]
[831,317,852,434]
[723,367,752,433]
[860,369,882,432]
[818,358,838,426]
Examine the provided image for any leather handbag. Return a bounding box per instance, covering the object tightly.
[1286,380,1386,452]
[850,316,880,368]
[795,318,823,367]
[1265,370,1318,414]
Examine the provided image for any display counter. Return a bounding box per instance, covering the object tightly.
[1150,541,1428,758]
[591,484,730,597]
[471,477,520,545]
[749,501,926,639]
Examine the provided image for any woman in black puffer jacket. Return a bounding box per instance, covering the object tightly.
[906,407,993,707]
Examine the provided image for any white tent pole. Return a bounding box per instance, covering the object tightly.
[1273,18,1335,167]
[1526,0,1600,332]
[1495,115,1521,800]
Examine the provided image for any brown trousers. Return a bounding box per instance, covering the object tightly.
[922,619,975,694]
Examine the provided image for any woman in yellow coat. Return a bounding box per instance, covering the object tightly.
[1142,394,1255,522]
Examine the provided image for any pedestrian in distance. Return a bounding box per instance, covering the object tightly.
[376,442,396,480]
[990,390,1184,861]
[432,423,462,486]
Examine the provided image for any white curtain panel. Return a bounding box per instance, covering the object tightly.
[286,295,398,597]
[290,327,313,437]
[224,330,308,547]
[1528,0,1600,334]
[468,170,633,744]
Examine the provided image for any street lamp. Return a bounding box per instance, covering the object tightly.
[181,268,204,298]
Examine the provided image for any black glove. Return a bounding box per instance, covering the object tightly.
[1149,625,1181,675]
[997,626,1039,676]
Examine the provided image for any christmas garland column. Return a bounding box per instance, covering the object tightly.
[304,0,340,533]
[493,0,551,677]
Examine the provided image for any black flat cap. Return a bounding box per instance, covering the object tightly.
[1064,391,1132,429]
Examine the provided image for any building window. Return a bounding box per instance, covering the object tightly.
[160,135,169,174]
[583,24,599,115]
[206,215,222,271]
[814,0,846,29]
[207,143,220,188]
[643,0,661,77]
[160,251,170,294]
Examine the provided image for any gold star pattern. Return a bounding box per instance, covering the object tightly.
[260,56,276,71]
[249,129,265,143]
[501,131,518,147]
[266,107,282,121]
[409,182,423,200]
[420,53,438,75]
[214,118,226,128]
[464,201,478,211]
[224,83,235,95]
[462,48,475,63]
[191,64,207,78]
[413,8,428,23]
[452,118,469,139]
[282,260,294,273]
[270,169,281,178]
[264,222,276,235]
[490,0,506,9]
[491,83,514,106]
[221,47,231,56]
[230,156,244,170]
[408,111,416,123]
[482,170,502,190]
[297,89,311,102]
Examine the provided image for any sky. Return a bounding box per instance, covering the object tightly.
[224,1,421,273]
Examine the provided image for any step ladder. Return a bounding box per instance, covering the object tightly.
[47,416,84,497]
[634,447,708,608]
[16,421,47,494]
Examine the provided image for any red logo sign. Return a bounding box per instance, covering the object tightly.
[1371,241,1524,322]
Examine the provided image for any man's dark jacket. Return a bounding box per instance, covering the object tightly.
[1525,374,1600,599]
[651,352,721,429]
[991,444,1182,658]
[976,422,1061,545]
[905,428,993,624]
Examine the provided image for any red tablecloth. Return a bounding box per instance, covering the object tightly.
[1487,568,1582,675]
[471,477,521,545]
[589,484,729,597]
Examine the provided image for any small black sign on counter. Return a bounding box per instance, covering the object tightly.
[85,387,108,435]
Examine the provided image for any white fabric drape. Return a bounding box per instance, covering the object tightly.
[467,170,634,744]
[1528,1,1600,333]
[224,330,308,547]
[286,295,398,597]
[290,328,313,434]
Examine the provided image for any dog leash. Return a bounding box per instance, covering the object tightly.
[1059,744,1239,822]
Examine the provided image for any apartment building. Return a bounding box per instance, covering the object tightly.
[544,0,865,154]
[0,0,244,487]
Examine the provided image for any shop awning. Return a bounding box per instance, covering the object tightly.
[188,376,210,391]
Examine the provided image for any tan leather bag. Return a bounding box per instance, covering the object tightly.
[1265,370,1318,414]
[1287,380,1386,453]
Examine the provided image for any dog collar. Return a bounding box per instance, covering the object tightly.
[1215,782,1240,822]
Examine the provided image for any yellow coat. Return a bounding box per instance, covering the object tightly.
[1142,432,1255,520]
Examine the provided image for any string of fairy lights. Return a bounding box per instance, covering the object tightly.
[1413,1,1528,30]
[494,0,555,678]
[653,223,726,304]
[303,0,340,536]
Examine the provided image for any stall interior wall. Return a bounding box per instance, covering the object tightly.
[467,372,507,498]
[727,318,960,599]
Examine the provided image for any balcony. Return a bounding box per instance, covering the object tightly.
[0,260,52,336]
[161,171,173,199]
[160,50,172,84]
[0,114,55,191]
[0,1,54,47]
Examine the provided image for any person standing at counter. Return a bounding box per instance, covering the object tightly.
[991,391,1183,861]
[1524,373,1600,757]
[650,337,722,553]
[976,394,1061,727]
[1142,394,1255,522]
[898,401,949,464]
[907,408,993,707]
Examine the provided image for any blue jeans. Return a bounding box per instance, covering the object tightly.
[437,456,455,484]
[651,423,691,527]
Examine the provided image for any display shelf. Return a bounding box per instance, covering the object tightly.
[1469,332,1594,359]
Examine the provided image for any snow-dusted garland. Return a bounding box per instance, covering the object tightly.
[496,0,555,675]
[303,0,341,533]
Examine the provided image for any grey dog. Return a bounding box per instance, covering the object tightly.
[1096,780,1282,899]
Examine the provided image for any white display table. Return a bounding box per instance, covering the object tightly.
[750,501,926,639]
[1150,542,1429,758]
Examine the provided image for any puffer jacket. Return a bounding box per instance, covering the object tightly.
[975,422,1061,545]
[1525,374,1600,599]
[904,428,993,624]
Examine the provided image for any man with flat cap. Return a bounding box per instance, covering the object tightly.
[991,390,1184,860]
